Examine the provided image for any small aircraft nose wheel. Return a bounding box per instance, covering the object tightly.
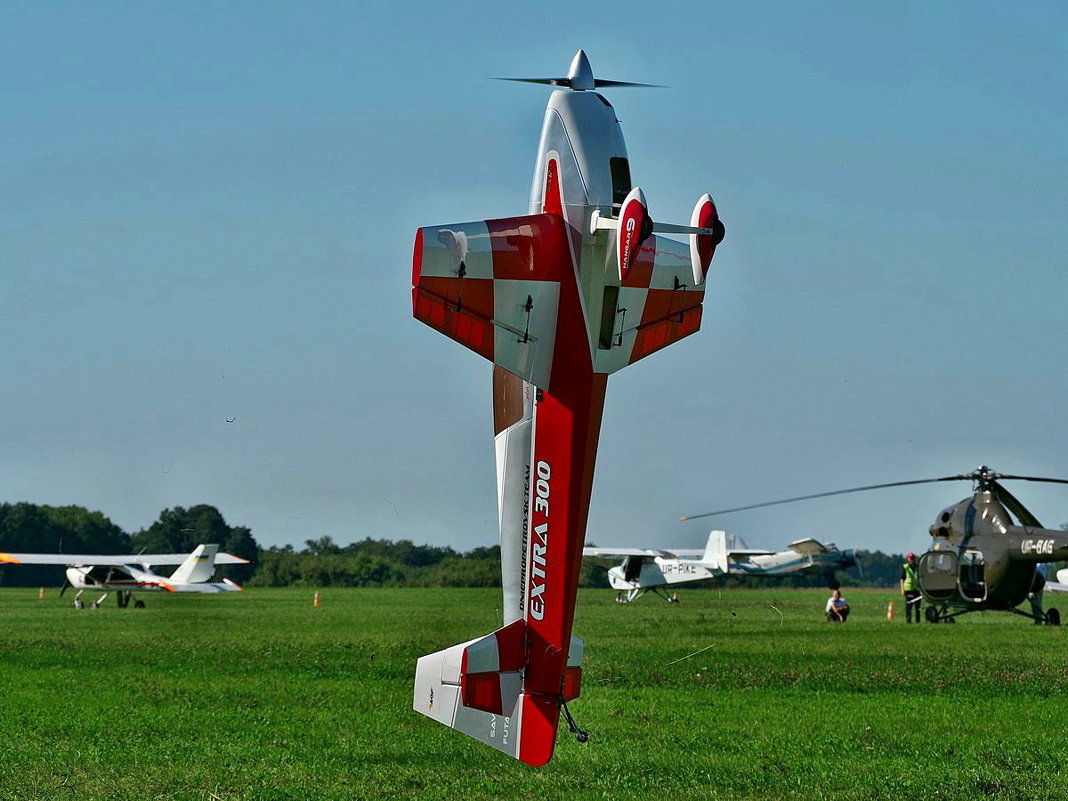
[73,599,83,610]
[1046,608,1060,626]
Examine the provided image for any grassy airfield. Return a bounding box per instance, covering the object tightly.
[2,586,1067,801]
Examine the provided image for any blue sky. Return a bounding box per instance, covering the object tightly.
[3,2,1067,556]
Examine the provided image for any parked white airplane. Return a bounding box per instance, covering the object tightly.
[584,531,857,602]
[1045,569,1068,593]
[0,544,249,608]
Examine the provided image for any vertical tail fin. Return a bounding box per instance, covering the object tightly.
[169,544,219,584]
[702,530,728,572]
[413,620,583,766]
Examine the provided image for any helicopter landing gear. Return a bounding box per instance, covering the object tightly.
[925,604,958,623]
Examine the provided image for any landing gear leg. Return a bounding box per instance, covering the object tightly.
[559,699,589,744]
[90,592,109,609]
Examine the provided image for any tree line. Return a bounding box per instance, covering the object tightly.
[0,501,916,589]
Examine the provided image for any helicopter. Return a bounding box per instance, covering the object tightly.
[681,466,1068,625]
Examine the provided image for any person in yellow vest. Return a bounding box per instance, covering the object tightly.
[900,552,921,623]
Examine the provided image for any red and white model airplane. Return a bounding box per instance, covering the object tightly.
[410,50,724,766]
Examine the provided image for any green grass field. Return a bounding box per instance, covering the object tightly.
[2,585,1066,800]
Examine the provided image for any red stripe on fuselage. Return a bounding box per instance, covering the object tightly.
[519,157,607,766]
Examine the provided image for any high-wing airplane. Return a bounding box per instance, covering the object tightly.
[410,50,724,766]
[0,544,249,608]
[584,531,857,602]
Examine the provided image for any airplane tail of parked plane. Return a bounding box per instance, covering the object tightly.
[702,530,728,572]
[168,544,220,584]
[414,620,583,766]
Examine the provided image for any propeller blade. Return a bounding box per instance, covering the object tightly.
[680,475,969,521]
[492,78,662,88]
[492,77,571,86]
[992,481,1044,528]
[59,578,71,597]
[593,79,664,88]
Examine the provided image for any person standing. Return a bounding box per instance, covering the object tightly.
[901,552,921,623]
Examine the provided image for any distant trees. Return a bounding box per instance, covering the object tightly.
[247,538,500,588]
[0,500,912,591]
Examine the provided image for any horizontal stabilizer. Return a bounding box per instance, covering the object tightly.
[161,578,243,593]
[413,621,583,766]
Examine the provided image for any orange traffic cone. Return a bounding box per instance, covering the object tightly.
[313,591,321,608]
[38,586,45,600]
[886,601,895,621]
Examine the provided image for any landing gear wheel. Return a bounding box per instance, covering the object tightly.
[134,600,145,609]
[74,599,83,610]
[90,601,99,609]
[1047,608,1060,626]
[925,606,940,623]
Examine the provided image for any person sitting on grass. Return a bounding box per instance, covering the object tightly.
[825,589,850,622]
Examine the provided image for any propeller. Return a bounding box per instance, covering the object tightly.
[680,466,1068,521]
[494,50,662,91]
[59,577,71,597]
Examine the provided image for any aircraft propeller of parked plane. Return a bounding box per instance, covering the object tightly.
[584,531,857,603]
[0,544,249,608]
[409,50,724,765]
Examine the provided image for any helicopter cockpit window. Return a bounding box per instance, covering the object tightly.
[918,550,958,600]
[926,552,955,575]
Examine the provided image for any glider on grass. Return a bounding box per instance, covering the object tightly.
[584,531,857,603]
[0,543,249,608]
[410,50,724,766]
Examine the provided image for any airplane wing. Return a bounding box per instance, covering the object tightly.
[582,546,686,558]
[593,234,705,374]
[1046,569,1068,593]
[413,214,570,389]
[788,538,830,557]
[0,549,250,567]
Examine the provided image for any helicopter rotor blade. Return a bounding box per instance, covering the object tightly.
[993,474,1068,486]
[680,476,969,521]
[991,481,1044,528]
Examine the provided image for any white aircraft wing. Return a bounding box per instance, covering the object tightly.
[582,546,682,558]
[0,549,250,567]
[787,538,830,557]
[413,215,569,389]
[1045,569,1068,593]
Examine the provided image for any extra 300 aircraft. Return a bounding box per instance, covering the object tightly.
[410,51,724,765]
[0,544,248,608]
[584,531,857,603]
